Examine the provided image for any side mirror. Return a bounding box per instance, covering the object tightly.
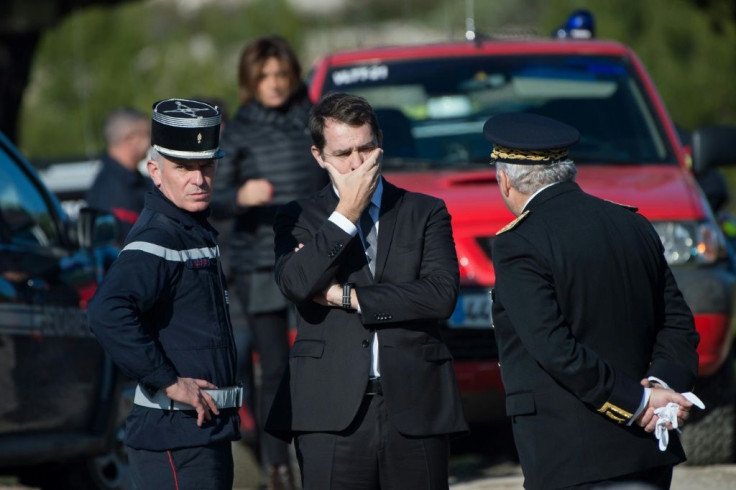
[77,207,119,249]
[691,125,736,175]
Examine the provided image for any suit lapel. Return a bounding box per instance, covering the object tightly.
[318,180,404,283]
[374,179,402,281]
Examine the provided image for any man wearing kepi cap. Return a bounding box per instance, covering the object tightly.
[485,112,702,489]
[89,98,240,490]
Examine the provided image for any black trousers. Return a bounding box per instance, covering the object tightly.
[294,391,450,490]
[560,464,673,489]
[127,441,233,490]
[233,273,291,467]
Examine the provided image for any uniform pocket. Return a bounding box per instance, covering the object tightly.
[505,391,536,416]
[289,339,325,358]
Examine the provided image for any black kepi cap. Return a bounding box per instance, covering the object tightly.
[483,113,580,165]
[151,98,224,160]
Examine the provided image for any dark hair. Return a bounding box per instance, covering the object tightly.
[237,36,301,104]
[309,92,381,152]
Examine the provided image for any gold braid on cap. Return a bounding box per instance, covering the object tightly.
[491,144,569,164]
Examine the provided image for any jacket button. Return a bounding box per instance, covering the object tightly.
[362,340,369,348]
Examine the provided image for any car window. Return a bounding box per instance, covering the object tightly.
[323,55,674,167]
[0,153,60,247]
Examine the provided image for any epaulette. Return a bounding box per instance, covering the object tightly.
[496,210,530,235]
[604,199,638,212]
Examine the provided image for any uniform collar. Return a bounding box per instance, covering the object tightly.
[145,187,216,234]
[521,182,558,213]
[524,180,582,212]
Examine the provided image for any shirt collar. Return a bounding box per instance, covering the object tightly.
[332,176,384,210]
[371,178,384,210]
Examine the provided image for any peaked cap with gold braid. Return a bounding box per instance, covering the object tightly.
[483,113,580,165]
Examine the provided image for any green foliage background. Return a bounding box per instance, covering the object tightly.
[19,0,736,161]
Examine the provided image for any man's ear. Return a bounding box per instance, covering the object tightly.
[147,159,161,187]
[498,169,511,198]
[311,145,325,169]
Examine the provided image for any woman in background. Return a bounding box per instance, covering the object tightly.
[211,36,327,490]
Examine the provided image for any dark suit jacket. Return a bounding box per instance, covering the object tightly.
[265,178,468,439]
[491,181,699,490]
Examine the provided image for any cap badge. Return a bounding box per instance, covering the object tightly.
[197,132,202,144]
[164,100,209,118]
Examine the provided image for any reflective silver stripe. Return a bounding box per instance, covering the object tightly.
[122,241,219,262]
[152,144,221,159]
[133,384,242,410]
[152,112,220,128]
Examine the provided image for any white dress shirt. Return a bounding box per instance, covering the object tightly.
[328,179,384,378]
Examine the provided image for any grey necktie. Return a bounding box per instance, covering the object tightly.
[359,204,378,276]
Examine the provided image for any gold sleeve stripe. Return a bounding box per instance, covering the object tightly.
[597,402,633,421]
[603,412,627,423]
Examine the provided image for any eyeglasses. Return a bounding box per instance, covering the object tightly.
[323,144,380,162]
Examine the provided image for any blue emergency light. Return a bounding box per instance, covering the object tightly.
[555,9,595,39]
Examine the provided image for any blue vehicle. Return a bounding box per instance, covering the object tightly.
[0,132,131,489]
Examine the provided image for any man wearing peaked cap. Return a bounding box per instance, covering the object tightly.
[151,98,225,160]
[89,98,241,489]
[485,112,701,489]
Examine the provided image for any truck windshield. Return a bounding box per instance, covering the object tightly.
[322,55,674,168]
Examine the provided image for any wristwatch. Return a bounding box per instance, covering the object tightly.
[342,283,353,310]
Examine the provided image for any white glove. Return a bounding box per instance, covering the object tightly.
[653,392,705,451]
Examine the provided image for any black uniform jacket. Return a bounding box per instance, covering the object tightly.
[491,181,699,489]
[86,154,151,238]
[88,188,240,450]
[265,179,468,439]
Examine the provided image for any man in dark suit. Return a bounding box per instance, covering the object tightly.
[266,92,467,489]
[485,113,701,490]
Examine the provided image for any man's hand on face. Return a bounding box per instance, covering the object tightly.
[325,148,382,223]
[164,377,220,427]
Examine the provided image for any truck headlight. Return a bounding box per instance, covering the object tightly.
[651,221,724,265]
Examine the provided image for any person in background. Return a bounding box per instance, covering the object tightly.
[88,99,241,490]
[193,94,261,447]
[485,112,701,490]
[86,107,151,238]
[210,35,327,490]
[266,92,467,489]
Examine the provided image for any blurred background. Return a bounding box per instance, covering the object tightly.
[0,2,734,488]
[1,0,734,162]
